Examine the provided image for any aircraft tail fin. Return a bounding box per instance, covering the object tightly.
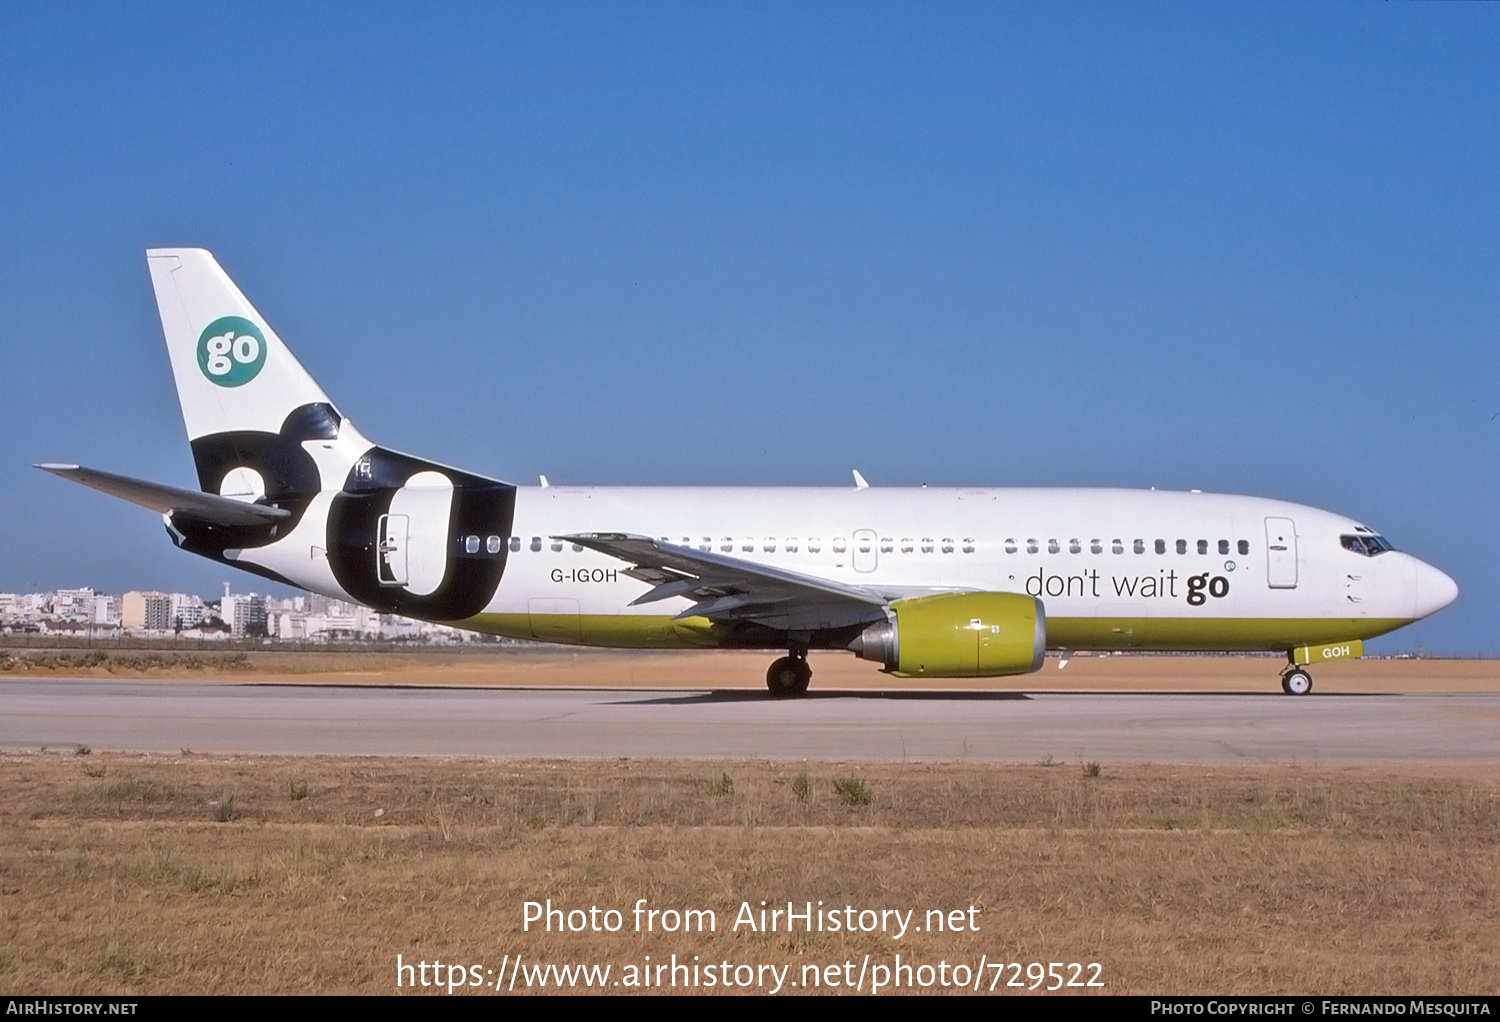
[147,248,373,501]
[146,249,338,442]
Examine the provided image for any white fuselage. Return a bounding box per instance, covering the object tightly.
[237,480,1455,651]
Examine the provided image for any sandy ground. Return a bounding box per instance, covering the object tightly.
[3,646,1497,692]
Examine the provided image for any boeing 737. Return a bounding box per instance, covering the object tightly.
[40,249,1458,696]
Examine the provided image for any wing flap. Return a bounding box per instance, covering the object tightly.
[555,532,889,630]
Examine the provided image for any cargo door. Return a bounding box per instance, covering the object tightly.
[528,598,583,642]
[1265,517,1298,589]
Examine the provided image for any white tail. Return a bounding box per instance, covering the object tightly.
[147,249,334,441]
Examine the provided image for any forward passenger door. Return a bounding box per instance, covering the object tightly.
[1264,517,1298,589]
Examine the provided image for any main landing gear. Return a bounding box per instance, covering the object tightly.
[766,649,812,697]
[1281,666,1313,696]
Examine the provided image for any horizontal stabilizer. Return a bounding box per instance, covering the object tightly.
[36,464,291,528]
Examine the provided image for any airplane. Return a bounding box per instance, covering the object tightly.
[39,249,1458,697]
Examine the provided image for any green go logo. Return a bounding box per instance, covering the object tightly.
[197,316,267,387]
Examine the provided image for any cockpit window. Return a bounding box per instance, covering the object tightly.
[1341,533,1395,557]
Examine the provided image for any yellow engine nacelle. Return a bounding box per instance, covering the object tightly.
[849,592,1046,678]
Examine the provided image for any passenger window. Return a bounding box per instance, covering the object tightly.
[809,538,822,553]
[572,543,583,553]
[880,538,893,553]
[721,538,733,552]
[1155,539,1166,555]
[742,539,754,552]
[941,538,954,553]
[1176,540,1187,555]
[764,538,776,552]
[1069,539,1081,554]
[1004,539,1017,554]
[786,538,798,553]
[924,538,937,553]
[531,537,542,552]
[509,536,521,552]
[1134,539,1145,554]
[550,539,563,553]
[1025,539,1038,554]
[1197,539,1208,555]
[701,537,711,551]
[1090,539,1102,554]
[901,538,915,553]
[962,538,975,554]
[1218,539,1229,555]
[1238,540,1249,555]
[833,538,847,554]
[1111,539,1123,554]
[486,536,502,554]
[466,535,481,554]
[1048,539,1060,554]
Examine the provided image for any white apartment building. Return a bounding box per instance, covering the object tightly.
[220,593,268,637]
[50,588,98,622]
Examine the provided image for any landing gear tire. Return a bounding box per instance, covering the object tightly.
[1281,669,1313,696]
[766,655,812,698]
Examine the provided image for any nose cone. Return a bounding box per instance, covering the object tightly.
[1412,558,1459,620]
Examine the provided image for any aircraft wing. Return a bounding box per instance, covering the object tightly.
[554,532,891,631]
[36,463,291,528]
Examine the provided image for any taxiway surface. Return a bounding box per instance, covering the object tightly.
[3,680,1497,763]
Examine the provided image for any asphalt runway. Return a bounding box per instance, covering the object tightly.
[3,679,1498,763]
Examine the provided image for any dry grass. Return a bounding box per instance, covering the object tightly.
[0,752,1496,995]
[0,650,255,674]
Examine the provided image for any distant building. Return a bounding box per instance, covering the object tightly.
[51,588,98,622]
[221,593,268,637]
[121,591,172,631]
[92,594,121,626]
[168,593,204,630]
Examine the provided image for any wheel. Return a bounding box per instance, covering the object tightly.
[766,655,812,697]
[1281,669,1313,696]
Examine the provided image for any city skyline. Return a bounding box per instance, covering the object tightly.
[0,584,480,643]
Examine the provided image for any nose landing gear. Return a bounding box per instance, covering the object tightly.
[766,649,812,697]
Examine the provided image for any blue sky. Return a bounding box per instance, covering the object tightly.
[1,3,1494,653]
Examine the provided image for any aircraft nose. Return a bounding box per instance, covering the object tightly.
[1412,558,1458,620]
